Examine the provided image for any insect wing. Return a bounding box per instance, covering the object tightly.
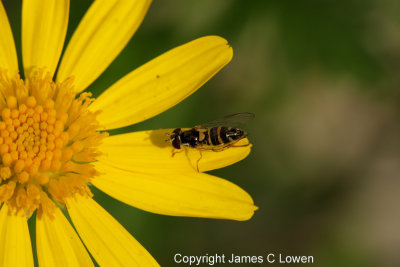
[199,112,255,128]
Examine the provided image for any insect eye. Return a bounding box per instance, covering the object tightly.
[172,137,181,149]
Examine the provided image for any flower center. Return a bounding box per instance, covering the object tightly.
[0,70,107,218]
[0,96,67,182]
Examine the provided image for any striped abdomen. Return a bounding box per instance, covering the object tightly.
[206,127,247,146]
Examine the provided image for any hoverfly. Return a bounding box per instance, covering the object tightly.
[169,112,254,172]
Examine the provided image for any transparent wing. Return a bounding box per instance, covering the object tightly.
[198,112,255,128]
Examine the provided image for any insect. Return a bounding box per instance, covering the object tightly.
[169,112,254,172]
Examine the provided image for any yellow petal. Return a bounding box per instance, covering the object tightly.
[0,205,33,267]
[90,36,233,130]
[36,208,94,267]
[0,1,18,76]
[22,0,69,78]
[67,195,159,267]
[57,0,151,92]
[92,162,256,221]
[99,130,251,173]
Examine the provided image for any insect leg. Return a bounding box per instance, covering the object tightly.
[171,149,184,157]
[211,147,229,152]
[230,142,250,148]
[196,150,203,172]
[228,138,251,148]
[208,140,250,152]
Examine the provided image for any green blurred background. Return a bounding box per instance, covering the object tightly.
[4,0,400,266]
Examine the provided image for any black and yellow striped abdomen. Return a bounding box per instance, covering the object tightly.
[205,126,246,146]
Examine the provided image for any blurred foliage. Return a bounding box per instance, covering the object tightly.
[3,0,400,266]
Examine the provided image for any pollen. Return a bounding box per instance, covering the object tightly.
[0,70,108,218]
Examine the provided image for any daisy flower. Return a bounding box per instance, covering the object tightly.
[0,0,257,265]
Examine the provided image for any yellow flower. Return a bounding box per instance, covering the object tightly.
[0,0,257,266]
